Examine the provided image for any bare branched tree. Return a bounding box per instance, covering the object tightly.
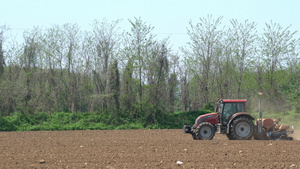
[22,27,41,113]
[261,21,297,96]
[228,19,257,98]
[0,25,9,78]
[184,15,223,108]
[123,17,155,111]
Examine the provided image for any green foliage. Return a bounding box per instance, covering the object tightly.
[6,112,35,126]
[152,109,211,129]
[0,116,16,131]
[0,108,211,131]
[202,103,214,112]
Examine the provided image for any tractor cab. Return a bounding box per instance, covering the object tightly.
[215,99,247,125]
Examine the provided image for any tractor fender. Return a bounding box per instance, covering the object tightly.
[226,113,254,134]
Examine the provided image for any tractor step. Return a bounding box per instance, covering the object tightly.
[216,124,226,134]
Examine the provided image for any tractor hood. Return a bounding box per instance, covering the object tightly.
[195,113,218,126]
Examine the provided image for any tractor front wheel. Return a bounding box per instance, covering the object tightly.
[196,122,215,140]
[192,133,198,140]
[229,116,254,140]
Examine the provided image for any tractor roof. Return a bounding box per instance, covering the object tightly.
[223,99,247,103]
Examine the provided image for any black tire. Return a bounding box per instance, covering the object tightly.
[195,122,215,140]
[229,116,254,140]
[226,132,235,140]
[192,133,198,140]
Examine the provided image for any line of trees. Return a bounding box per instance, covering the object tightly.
[0,16,299,124]
[182,17,299,112]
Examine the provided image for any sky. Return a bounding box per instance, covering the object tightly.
[1,0,300,51]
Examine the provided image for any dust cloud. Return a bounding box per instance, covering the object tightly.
[289,129,300,140]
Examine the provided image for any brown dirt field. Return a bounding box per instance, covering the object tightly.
[0,129,300,169]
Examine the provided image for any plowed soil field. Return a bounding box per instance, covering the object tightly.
[0,129,300,169]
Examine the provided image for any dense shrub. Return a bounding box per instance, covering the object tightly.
[0,108,212,131]
[0,116,17,131]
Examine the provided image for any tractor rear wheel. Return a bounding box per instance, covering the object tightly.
[196,122,215,140]
[226,132,235,140]
[229,116,254,140]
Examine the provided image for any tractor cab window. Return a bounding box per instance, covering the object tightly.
[237,103,245,112]
[222,103,237,124]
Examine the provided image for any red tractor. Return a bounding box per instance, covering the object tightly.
[183,98,293,140]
